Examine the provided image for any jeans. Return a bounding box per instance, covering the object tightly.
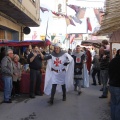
[100,70,108,96]
[2,76,13,101]
[109,86,120,120]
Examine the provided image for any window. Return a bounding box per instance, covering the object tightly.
[0,30,5,39]
[31,0,36,3]
[30,0,36,6]
[58,4,62,12]
[6,31,12,40]
[18,0,22,3]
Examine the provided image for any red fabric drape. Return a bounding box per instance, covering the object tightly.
[87,17,92,31]
[86,50,92,75]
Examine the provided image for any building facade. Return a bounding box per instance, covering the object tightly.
[0,0,40,41]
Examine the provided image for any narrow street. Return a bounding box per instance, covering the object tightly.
[0,79,111,120]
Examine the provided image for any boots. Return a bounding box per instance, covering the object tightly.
[48,84,57,105]
[74,82,77,91]
[48,98,53,105]
[78,91,82,95]
[62,84,66,101]
[63,95,66,101]
[74,85,77,91]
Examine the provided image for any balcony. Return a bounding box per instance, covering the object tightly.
[0,0,40,27]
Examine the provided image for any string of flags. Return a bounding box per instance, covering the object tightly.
[40,6,81,27]
[39,4,104,43]
[40,5,93,32]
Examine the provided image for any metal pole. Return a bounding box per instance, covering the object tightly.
[44,17,49,50]
[66,0,69,49]
[69,35,71,49]
[110,42,112,60]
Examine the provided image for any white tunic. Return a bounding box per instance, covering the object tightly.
[44,53,74,95]
[51,54,68,85]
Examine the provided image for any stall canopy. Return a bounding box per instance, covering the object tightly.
[0,40,51,47]
[109,29,120,43]
[81,39,103,48]
[95,0,120,36]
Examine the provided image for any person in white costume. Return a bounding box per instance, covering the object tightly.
[90,47,96,60]
[44,43,74,105]
[82,47,91,88]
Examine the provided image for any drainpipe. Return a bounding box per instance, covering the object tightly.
[21,26,23,41]
[110,42,112,60]
[19,26,23,55]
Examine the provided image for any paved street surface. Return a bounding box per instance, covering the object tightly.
[0,80,111,120]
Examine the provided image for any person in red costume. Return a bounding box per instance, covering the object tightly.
[83,47,92,75]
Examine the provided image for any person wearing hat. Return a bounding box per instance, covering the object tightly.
[44,43,74,105]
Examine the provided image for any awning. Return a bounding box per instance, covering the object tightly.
[0,40,51,47]
[95,0,120,35]
[109,29,120,43]
[81,39,103,48]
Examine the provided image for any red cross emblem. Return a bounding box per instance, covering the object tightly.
[54,58,61,66]
[76,57,81,63]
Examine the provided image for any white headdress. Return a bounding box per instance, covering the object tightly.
[54,42,62,48]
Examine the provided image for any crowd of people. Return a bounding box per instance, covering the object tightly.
[68,40,120,120]
[0,40,120,120]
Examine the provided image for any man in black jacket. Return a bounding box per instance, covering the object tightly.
[28,46,44,98]
[109,49,120,120]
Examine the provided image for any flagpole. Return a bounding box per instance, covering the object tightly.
[44,17,49,50]
[66,0,70,50]
[45,18,49,39]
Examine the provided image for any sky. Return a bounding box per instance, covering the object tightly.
[24,0,105,40]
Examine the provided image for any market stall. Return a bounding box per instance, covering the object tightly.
[109,29,120,59]
[81,39,103,48]
[0,40,51,94]
[0,72,45,94]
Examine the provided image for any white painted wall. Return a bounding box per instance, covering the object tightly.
[112,43,120,50]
